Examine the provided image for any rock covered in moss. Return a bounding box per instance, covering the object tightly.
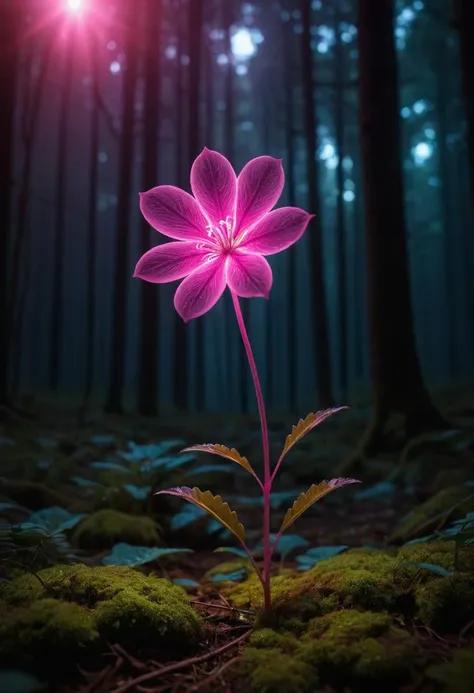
[0,599,99,675]
[415,575,474,633]
[390,485,474,543]
[72,509,160,549]
[0,564,203,674]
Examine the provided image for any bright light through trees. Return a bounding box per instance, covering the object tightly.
[412,141,433,165]
[66,0,83,13]
[231,28,257,59]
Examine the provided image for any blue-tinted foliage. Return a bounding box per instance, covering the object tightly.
[27,507,85,533]
[102,542,193,567]
[296,545,349,570]
[90,461,130,473]
[210,568,248,582]
[214,547,248,558]
[123,484,152,500]
[355,481,397,500]
[0,670,44,693]
[172,577,200,588]
[90,434,116,445]
[408,562,452,577]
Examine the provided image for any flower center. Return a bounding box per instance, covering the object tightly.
[196,216,235,254]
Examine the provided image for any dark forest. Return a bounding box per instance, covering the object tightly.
[1,1,474,691]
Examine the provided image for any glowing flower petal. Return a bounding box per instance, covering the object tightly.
[234,156,284,235]
[174,255,227,322]
[140,186,210,241]
[226,251,272,299]
[133,242,208,283]
[240,208,314,256]
[191,148,237,227]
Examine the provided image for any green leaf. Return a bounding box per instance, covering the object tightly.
[155,486,245,543]
[102,543,193,567]
[279,408,348,462]
[182,444,258,480]
[278,478,360,535]
[210,568,248,583]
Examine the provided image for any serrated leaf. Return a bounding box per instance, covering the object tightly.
[102,543,193,567]
[279,408,348,461]
[183,444,258,480]
[155,486,245,543]
[408,562,452,577]
[278,478,360,535]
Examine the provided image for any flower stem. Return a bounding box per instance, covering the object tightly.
[230,290,272,610]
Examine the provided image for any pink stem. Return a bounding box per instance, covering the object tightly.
[230,290,272,610]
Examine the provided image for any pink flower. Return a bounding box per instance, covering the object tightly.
[134,148,313,322]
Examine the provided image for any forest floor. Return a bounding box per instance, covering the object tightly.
[1,389,474,693]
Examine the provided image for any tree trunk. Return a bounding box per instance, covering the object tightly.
[301,0,334,408]
[50,29,74,390]
[105,1,138,413]
[188,0,204,411]
[0,2,21,406]
[282,19,297,412]
[137,0,162,417]
[334,2,348,397]
[173,1,189,411]
[454,0,474,209]
[81,28,100,418]
[354,0,445,462]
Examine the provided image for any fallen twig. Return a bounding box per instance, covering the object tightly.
[110,629,251,693]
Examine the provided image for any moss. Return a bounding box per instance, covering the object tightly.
[299,610,423,691]
[72,509,160,549]
[398,539,474,573]
[1,564,204,667]
[390,486,474,543]
[1,563,195,608]
[236,647,318,693]
[249,628,300,654]
[0,599,98,674]
[304,609,391,640]
[415,575,474,632]
[228,549,403,618]
[94,588,202,655]
[427,648,474,693]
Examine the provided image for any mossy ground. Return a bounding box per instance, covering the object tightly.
[1,398,474,691]
[0,564,204,677]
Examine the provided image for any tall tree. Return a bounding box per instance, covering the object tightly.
[333,1,348,397]
[105,0,139,412]
[188,0,204,410]
[0,1,22,407]
[282,16,297,411]
[301,0,334,407]
[81,26,100,416]
[453,0,474,209]
[50,26,74,390]
[172,0,192,411]
[137,0,162,416]
[354,0,445,461]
